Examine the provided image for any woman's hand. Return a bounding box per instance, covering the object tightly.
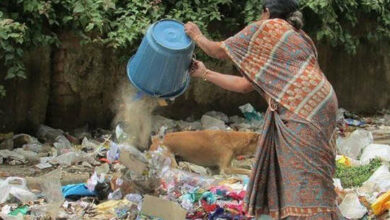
[184,22,202,40]
[190,60,206,78]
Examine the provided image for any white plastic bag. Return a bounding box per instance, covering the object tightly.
[50,151,83,166]
[0,177,36,204]
[333,178,343,191]
[39,169,63,204]
[362,165,390,193]
[201,115,226,130]
[360,144,390,165]
[107,142,120,163]
[336,129,373,159]
[339,193,367,219]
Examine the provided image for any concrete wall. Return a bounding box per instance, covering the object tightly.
[0,33,389,132]
[318,43,390,113]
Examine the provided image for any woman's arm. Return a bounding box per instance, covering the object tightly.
[184,22,228,60]
[205,69,254,93]
[190,60,254,94]
[194,35,228,60]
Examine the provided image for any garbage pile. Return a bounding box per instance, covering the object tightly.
[335,108,390,219]
[1,105,390,219]
[0,104,262,219]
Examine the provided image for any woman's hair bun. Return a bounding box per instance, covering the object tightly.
[287,11,304,30]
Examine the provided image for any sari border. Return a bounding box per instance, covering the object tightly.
[253,206,336,219]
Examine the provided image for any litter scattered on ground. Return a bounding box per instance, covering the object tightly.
[1,106,390,219]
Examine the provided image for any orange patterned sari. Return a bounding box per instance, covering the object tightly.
[222,19,341,219]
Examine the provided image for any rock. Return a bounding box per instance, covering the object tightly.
[204,111,229,123]
[152,115,178,133]
[0,149,27,164]
[229,115,246,124]
[0,138,14,150]
[176,121,202,131]
[64,133,80,145]
[92,128,112,140]
[50,152,82,166]
[53,135,72,153]
[81,161,93,168]
[23,143,43,153]
[73,124,92,140]
[0,133,13,141]
[178,161,211,176]
[37,124,64,143]
[201,115,226,130]
[81,137,100,151]
[13,134,39,148]
[14,148,40,163]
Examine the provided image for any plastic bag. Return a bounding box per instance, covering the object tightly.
[108,189,122,200]
[204,111,229,123]
[81,137,98,150]
[360,144,390,165]
[115,125,129,143]
[37,124,64,142]
[23,143,43,153]
[53,135,72,152]
[336,129,373,159]
[201,115,226,130]
[14,148,39,163]
[362,165,390,193]
[339,193,367,219]
[62,183,96,199]
[95,200,133,217]
[0,177,37,204]
[50,151,83,166]
[107,142,120,163]
[39,169,64,204]
[239,103,264,126]
[86,172,105,192]
[333,179,343,191]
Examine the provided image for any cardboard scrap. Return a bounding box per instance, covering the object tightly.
[141,195,187,220]
[119,150,148,176]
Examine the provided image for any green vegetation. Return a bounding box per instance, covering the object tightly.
[1,0,390,96]
[335,159,382,188]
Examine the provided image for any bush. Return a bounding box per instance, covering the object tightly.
[1,0,389,96]
[335,159,382,188]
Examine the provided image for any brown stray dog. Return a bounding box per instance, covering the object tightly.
[150,130,260,175]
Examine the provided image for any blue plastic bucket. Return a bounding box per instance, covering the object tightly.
[127,19,195,98]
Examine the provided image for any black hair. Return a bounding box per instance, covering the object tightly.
[263,0,304,29]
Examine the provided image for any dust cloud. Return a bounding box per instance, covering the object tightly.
[113,83,158,150]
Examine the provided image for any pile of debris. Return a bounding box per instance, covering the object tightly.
[334,108,390,219]
[1,104,390,219]
[0,104,262,219]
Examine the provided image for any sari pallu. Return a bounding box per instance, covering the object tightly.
[221,19,340,219]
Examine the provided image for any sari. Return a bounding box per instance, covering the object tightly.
[222,19,340,219]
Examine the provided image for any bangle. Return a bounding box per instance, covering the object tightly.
[202,69,209,81]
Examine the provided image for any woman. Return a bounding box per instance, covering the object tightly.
[185,0,340,219]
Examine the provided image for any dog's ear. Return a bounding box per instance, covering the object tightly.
[149,135,160,151]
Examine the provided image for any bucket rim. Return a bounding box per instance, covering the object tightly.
[126,57,191,99]
[151,19,194,51]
